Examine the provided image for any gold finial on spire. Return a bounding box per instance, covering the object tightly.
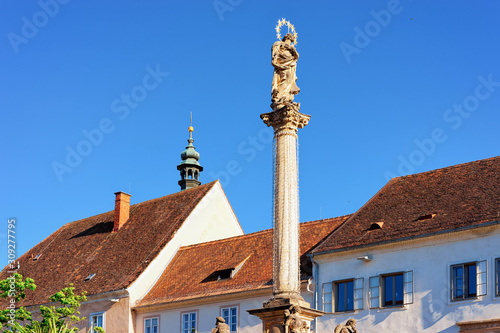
[189,112,194,132]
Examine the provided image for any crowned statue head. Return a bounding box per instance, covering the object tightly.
[282,32,296,44]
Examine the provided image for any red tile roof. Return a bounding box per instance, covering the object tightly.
[136,216,349,307]
[1,181,218,307]
[313,156,500,254]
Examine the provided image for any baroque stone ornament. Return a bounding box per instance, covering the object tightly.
[284,305,309,333]
[271,19,301,112]
[334,318,358,333]
[211,316,230,333]
[261,104,310,134]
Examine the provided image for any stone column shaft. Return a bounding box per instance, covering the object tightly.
[273,127,300,297]
[261,105,310,304]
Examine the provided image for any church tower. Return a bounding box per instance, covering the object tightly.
[177,125,203,191]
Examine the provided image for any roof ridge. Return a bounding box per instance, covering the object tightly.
[393,155,499,181]
[301,214,353,224]
[63,210,114,227]
[128,180,218,208]
[179,229,273,250]
[62,181,218,228]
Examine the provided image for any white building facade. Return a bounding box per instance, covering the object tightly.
[134,290,317,333]
[313,223,500,332]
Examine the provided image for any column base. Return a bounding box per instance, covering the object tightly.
[263,294,310,309]
[248,302,324,333]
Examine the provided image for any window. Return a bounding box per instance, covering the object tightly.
[144,317,159,333]
[383,273,404,306]
[369,271,413,308]
[496,258,500,297]
[451,261,487,300]
[221,306,238,332]
[181,311,197,333]
[323,278,363,313]
[336,280,354,311]
[89,312,104,333]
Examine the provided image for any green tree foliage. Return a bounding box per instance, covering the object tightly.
[0,273,36,326]
[0,273,104,333]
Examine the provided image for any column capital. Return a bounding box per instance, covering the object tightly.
[261,103,310,133]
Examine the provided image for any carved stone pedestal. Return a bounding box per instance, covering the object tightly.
[248,302,323,333]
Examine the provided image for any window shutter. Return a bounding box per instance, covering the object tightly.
[496,259,500,297]
[403,271,414,304]
[354,278,364,310]
[369,276,380,308]
[322,282,333,313]
[476,260,487,296]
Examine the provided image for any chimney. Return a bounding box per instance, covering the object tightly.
[113,191,131,232]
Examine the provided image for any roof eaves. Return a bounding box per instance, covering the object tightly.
[133,279,313,311]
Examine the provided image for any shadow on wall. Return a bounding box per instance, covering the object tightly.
[421,291,445,330]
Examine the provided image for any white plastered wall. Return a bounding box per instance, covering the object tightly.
[135,292,315,333]
[314,224,500,333]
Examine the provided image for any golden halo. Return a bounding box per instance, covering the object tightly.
[275,18,298,46]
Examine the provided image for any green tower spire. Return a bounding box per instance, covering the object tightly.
[177,119,203,191]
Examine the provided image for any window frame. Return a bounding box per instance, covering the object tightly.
[334,279,355,312]
[450,261,487,301]
[180,310,198,333]
[369,271,413,309]
[323,278,364,313]
[89,312,105,333]
[381,273,404,307]
[220,304,239,332]
[144,315,159,333]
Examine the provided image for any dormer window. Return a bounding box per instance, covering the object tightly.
[415,213,437,221]
[368,222,384,230]
[32,253,42,261]
[216,269,233,281]
[202,255,251,282]
[84,273,96,282]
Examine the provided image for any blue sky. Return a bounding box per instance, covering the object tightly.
[1,1,499,262]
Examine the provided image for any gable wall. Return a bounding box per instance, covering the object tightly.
[126,182,243,332]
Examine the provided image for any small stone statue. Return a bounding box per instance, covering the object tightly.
[211,316,230,333]
[271,32,300,111]
[284,305,308,333]
[334,318,357,333]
